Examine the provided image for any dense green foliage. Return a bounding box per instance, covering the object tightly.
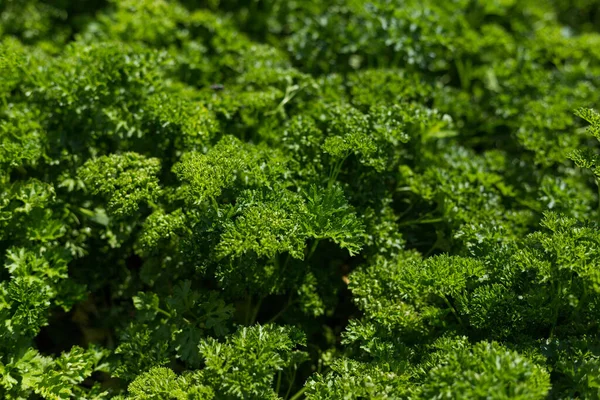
[2,0,600,398]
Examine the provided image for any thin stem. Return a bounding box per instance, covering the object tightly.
[288,385,307,400]
[283,253,291,270]
[249,297,263,325]
[596,177,600,217]
[278,253,291,278]
[210,196,220,216]
[275,370,282,395]
[285,368,298,400]
[245,295,252,325]
[550,280,563,339]
[78,207,96,218]
[396,203,414,221]
[424,243,438,258]
[455,57,471,90]
[442,295,464,328]
[147,199,160,210]
[267,293,294,324]
[327,155,348,189]
[307,239,320,260]
[156,307,172,318]
[397,218,443,227]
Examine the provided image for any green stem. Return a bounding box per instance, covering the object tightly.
[396,203,414,221]
[266,293,294,324]
[249,297,263,325]
[245,295,252,325]
[327,156,347,189]
[147,199,160,210]
[596,177,600,217]
[575,282,589,322]
[307,239,320,260]
[78,207,96,218]
[275,370,282,395]
[285,368,298,400]
[550,280,563,339]
[397,218,443,227]
[425,241,438,258]
[442,295,464,328]
[288,386,307,400]
[209,196,221,216]
[156,307,172,318]
[455,57,470,90]
[282,254,291,271]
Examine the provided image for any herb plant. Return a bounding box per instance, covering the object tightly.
[2,0,600,398]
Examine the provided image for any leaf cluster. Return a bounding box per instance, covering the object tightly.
[2,0,600,398]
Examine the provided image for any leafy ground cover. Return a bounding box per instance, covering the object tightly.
[2,0,600,398]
